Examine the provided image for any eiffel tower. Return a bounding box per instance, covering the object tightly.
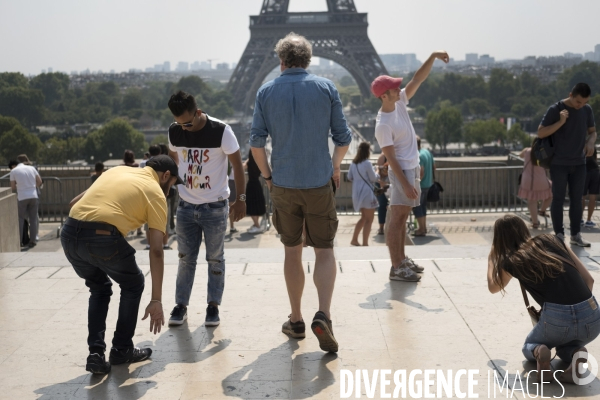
[228,0,388,112]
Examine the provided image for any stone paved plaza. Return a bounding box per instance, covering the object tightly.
[3,214,600,399]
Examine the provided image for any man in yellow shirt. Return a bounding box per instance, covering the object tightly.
[63,155,182,374]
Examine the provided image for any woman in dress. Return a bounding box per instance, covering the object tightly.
[487,215,599,383]
[245,150,266,234]
[518,147,552,228]
[348,142,379,246]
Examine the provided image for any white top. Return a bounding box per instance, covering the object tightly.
[347,160,380,212]
[9,163,40,201]
[374,89,419,170]
[168,115,240,204]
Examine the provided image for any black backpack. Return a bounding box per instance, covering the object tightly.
[531,102,564,169]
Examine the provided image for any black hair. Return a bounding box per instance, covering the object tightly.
[572,83,592,98]
[8,160,18,169]
[158,143,169,155]
[94,162,104,172]
[149,145,161,156]
[123,150,135,164]
[168,90,197,117]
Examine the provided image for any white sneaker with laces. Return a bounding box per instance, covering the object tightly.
[247,225,263,234]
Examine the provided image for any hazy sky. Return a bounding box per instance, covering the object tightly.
[1,0,599,75]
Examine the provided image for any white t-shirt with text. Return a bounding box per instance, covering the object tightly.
[168,114,240,204]
[374,89,419,170]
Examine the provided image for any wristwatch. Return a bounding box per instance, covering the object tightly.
[238,194,246,201]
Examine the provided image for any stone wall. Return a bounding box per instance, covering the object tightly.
[0,188,20,252]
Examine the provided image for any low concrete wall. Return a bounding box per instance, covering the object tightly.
[0,188,20,252]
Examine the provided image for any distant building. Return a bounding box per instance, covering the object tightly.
[585,52,596,61]
[479,54,495,65]
[48,68,53,73]
[216,62,229,70]
[522,56,536,66]
[564,52,583,60]
[200,61,211,70]
[176,61,189,72]
[190,61,201,71]
[379,54,422,72]
[465,53,478,65]
[163,61,171,72]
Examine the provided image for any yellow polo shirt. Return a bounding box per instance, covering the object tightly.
[70,166,167,236]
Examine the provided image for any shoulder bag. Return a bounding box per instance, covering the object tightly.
[531,102,564,169]
[426,162,444,203]
[355,163,383,197]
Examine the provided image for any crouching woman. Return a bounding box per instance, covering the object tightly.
[487,214,600,383]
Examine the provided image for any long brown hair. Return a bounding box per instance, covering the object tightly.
[489,215,565,292]
[353,142,371,164]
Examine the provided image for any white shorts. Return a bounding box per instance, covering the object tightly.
[389,166,421,207]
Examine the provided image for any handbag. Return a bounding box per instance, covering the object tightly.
[355,164,380,198]
[530,102,564,169]
[426,163,443,202]
[519,250,578,327]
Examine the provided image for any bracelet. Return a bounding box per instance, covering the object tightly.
[150,300,161,304]
[263,175,272,181]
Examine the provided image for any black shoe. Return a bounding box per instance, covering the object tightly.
[311,311,338,353]
[86,353,110,374]
[28,242,37,248]
[109,347,152,365]
[282,315,306,338]
[169,304,187,326]
[205,304,220,327]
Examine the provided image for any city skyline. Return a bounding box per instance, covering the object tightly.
[1,0,600,75]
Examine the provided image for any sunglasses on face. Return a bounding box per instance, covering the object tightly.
[174,111,197,128]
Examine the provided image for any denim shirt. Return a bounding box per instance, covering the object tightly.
[250,68,352,189]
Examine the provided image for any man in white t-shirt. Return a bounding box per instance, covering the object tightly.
[372,51,449,282]
[166,91,246,328]
[9,154,42,248]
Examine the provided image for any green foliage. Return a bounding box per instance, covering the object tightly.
[151,134,169,146]
[507,123,531,149]
[0,72,28,89]
[590,95,600,132]
[363,97,381,113]
[339,75,356,87]
[0,115,21,137]
[29,72,70,108]
[41,137,68,164]
[0,125,42,163]
[556,61,600,96]
[425,107,463,151]
[462,98,490,117]
[84,119,146,162]
[210,100,234,119]
[488,69,518,112]
[0,86,45,126]
[463,119,506,148]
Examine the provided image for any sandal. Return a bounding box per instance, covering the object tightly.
[532,222,540,229]
[538,210,549,217]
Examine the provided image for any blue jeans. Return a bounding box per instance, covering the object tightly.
[175,199,228,306]
[60,220,144,354]
[413,186,430,218]
[522,297,600,363]
[550,164,586,236]
[375,183,388,225]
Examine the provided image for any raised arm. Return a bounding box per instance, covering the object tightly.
[405,51,449,100]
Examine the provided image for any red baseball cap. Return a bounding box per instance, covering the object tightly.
[370,75,403,98]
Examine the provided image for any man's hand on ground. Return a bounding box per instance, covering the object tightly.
[142,302,164,334]
[229,200,246,222]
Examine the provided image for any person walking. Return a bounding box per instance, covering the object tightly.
[348,142,379,246]
[245,150,267,234]
[518,146,552,228]
[166,91,246,328]
[63,155,182,374]
[9,154,42,248]
[250,32,351,353]
[372,51,449,282]
[539,83,596,246]
[487,214,599,384]
[582,148,600,227]
[412,136,435,236]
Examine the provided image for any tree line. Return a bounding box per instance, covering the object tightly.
[0,73,235,165]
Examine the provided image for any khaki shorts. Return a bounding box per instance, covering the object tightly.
[270,182,338,248]
[389,166,421,207]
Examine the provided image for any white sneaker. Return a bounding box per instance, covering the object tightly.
[570,233,591,247]
[389,266,421,282]
[247,225,263,234]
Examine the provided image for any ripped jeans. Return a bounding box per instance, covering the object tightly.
[175,199,228,306]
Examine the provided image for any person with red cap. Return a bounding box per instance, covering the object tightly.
[372,51,449,282]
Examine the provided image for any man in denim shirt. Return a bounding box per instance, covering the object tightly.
[250,32,351,353]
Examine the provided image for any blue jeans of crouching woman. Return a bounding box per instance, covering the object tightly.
[175,199,228,306]
[522,297,600,363]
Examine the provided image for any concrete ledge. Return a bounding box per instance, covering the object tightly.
[0,188,20,253]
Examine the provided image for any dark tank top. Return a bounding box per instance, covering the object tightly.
[504,238,591,307]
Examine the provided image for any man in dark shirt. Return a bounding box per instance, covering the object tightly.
[91,162,104,184]
[539,82,596,246]
[582,149,600,227]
